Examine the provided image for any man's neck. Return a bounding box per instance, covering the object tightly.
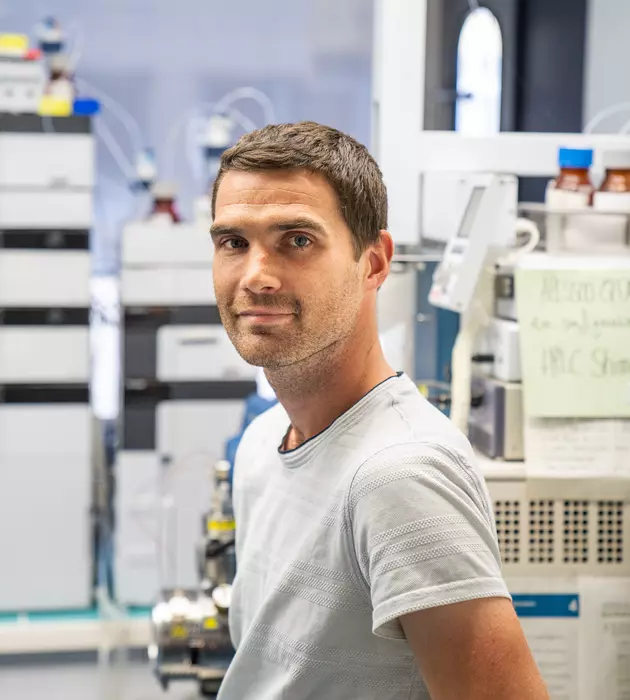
[266,337,396,451]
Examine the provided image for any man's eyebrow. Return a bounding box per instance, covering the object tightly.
[210,224,243,240]
[272,219,327,235]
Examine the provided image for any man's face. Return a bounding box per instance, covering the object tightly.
[211,169,368,369]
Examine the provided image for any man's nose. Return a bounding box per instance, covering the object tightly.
[241,246,282,295]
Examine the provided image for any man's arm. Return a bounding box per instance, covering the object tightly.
[400,598,549,700]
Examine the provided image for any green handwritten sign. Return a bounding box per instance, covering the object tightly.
[515,266,630,417]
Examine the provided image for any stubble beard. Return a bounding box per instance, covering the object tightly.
[218,271,362,377]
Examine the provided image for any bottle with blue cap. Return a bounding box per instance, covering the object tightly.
[545,147,595,252]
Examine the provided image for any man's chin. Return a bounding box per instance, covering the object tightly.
[239,354,293,370]
[235,345,298,370]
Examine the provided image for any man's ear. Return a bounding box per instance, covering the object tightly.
[367,230,394,292]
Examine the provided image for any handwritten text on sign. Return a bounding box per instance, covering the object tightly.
[514,268,630,418]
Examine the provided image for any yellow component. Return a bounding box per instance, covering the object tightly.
[0,34,28,55]
[417,383,429,398]
[207,519,236,533]
[170,624,188,639]
[38,96,72,117]
[203,617,219,630]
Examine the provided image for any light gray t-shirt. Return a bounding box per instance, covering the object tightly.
[218,373,511,700]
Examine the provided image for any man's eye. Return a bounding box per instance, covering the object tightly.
[223,238,247,249]
[291,234,311,249]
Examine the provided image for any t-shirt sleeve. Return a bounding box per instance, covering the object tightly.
[347,441,511,640]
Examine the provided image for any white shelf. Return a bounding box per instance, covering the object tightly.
[0,617,151,655]
[475,451,526,481]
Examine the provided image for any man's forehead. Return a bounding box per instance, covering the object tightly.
[215,170,338,210]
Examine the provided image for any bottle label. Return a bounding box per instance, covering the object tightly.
[545,186,591,210]
[593,191,630,212]
[545,186,591,252]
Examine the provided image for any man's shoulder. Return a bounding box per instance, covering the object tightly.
[348,437,492,520]
[352,379,479,481]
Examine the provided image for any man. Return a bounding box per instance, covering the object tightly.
[210,122,548,699]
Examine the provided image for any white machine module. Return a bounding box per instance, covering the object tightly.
[0,56,46,114]
[488,318,521,383]
[117,220,256,606]
[0,115,94,613]
[428,174,517,313]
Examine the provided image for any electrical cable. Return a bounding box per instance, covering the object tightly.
[495,217,541,268]
[96,118,136,181]
[165,88,275,182]
[65,19,85,72]
[225,105,258,133]
[163,102,216,180]
[213,86,276,125]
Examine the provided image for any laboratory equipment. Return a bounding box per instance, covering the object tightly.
[0,114,94,228]
[116,219,256,606]
[428,174,518,313]
[486,317,521,383]
[36,17,65,55]
[0,36,45,113]
[546,147,594,205]
[591,149,630,253]
[149,181,181,223]
[468,377,524,461]
[46,53,75,104]
[0,113,94,612]
[546,148,595,253]
[494,263,517,321]
[149,460,235,697]
[135,148,157,189]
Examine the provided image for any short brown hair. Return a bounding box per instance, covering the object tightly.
[211,121,388,259]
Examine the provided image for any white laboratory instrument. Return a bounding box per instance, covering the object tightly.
[116,220,256,606]
[0,114,94,612]
[487,317,521,383]
[428,174,517,313]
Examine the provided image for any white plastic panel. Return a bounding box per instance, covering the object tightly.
[0,251,90,306]
[0,327,89,383]
[0,404,91,457]
[420,173,478,243]
[122,222,213,266]
[121,267,215,306]
[0,190,92,228]
[0,61,45,114]
[115,400,245,605]
[373,0,427,244]
[114,451,161,606]
[156,325,256,382]
[0,133,94,188]
[0,405,92,611]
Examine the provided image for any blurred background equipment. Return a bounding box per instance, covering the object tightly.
[115,213,257,609]
[150,461,235,696]
[0,76,95,616]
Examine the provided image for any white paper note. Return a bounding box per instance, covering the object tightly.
[515,259,630,418]
[580,577,630,700]
[524,417,630,477]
